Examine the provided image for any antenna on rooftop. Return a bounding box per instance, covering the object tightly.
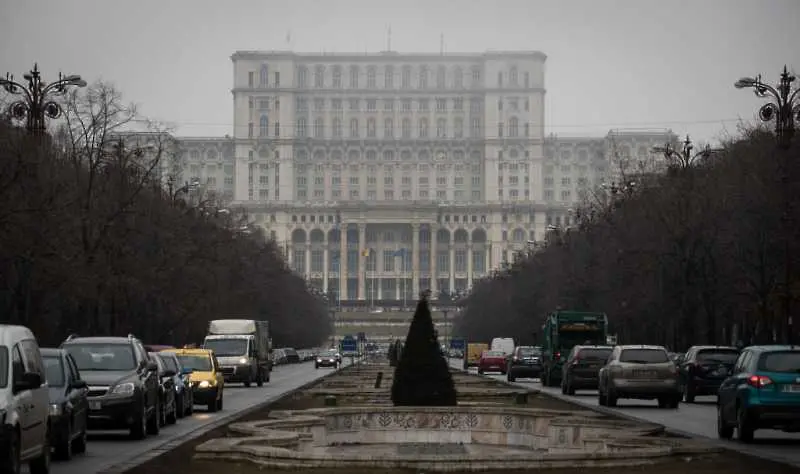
[440,33,444,55]
[387,25,392,51]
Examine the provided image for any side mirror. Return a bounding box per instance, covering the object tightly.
[14,372,42,392]
[163,369,176,377]
[147,361,158,372]
[70,379,87,390]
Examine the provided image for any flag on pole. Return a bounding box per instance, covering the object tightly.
[361,249,370,257]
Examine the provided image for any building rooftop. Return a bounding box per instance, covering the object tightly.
[231,50,547,62]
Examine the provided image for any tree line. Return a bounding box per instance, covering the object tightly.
[0,82,331,348]
[455,128,800,350]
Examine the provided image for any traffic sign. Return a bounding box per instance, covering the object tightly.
[340,338,357,353]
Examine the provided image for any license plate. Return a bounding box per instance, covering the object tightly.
[89,401,102,410]
[633,370,656,378]
[783,384,800,393]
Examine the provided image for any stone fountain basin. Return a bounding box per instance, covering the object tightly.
[195,406,719,471]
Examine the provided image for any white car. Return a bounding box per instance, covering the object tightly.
[0,324,51,473]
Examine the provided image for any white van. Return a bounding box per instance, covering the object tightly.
[0,324,51,473]
[490,337,515,356]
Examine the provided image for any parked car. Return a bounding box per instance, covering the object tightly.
[477,350,507,375]
[507,346,543,382]
[717,345,800,442]
[272,349,287,365]
[678,345,740,402]
[0,324,51,474]
[61,334,161,439]
[561,345,614,395]
[315,349,339,369]
[149,352,178,426]
[163,348,224,412]
[158,351,193,417]
[598,344,680,409]
[41,348,89,460]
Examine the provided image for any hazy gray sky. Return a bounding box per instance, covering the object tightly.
[2,0,798,145]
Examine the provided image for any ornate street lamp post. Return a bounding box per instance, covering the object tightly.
[652,135,712,169]
[734,66,800,150]
[1,63,87,135]
[735,66,800,344]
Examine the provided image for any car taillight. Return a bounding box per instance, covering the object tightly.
[747,375,773,388]
[513,357,519,362]
[554,352,561,359]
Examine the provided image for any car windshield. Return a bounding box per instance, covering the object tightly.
[697,349,739,364]
[65,343,136,371]
[0,347,7,388]
[579,348,613,360]
[758,351,800,373]
[518,347,540,356]
[43,356,65,387]
[322,351,337,357]
[176,354,212,372]
[160,355,179,372]
[619,348,668,364]
[204,338,247,357]
[149,354,165,372]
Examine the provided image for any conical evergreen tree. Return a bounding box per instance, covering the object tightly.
[391,293,457,406]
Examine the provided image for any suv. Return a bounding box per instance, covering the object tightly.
[561,345,614,395]
[0,324,51,474]
[678,345,739,403]
[507,346,543,382]
[61,335,160,439]
[717,345,800,442]
[598,344,681,409]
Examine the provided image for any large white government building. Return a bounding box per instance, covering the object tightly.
[166,49,676,303]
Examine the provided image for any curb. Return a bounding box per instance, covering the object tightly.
[465,368,800,469]
[98,361,351,474]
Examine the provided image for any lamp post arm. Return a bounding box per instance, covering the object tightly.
[0,78,33,103]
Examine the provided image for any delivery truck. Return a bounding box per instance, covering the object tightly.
[203,319,272,386]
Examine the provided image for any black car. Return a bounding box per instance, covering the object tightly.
[150,352,178,426]
[42,348,89,460]
[315,350,339,369]
[507,346,543,382]
[282,348,300,363]
[158,351,194,417]
[678,345,740,402]
[561,345,614,395]
[61,334,161,439]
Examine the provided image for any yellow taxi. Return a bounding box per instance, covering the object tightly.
[162,348,224,412]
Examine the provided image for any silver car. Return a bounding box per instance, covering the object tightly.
[598,344,681,409]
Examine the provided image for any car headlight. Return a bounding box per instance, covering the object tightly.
[198,380,211,388]
[238,358,248,364]
[110,382,135,395]
[49,404,62,417]
[316,358,322,363]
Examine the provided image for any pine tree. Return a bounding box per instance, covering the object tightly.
[391,293,457,406]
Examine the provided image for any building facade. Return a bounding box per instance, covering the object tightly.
[168,50,676,302]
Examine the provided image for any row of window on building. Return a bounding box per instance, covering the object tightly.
[248,63,534,90]
[290,248,488,275]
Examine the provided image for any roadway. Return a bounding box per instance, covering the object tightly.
[448,360,800,467]
[43,361,341,474]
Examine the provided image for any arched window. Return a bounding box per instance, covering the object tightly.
[418,118,428,138]
[384,118,393,138]
[509,66,518,85]
[332,118,342,137]
[367,118,376,138]
[401,118,411,138]
[259,64,268,86]
[350,118,359,137]
[296,118,307,137]
[436,118,447,138]
[259,115,268,136]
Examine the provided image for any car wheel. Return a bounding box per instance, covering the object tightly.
[598,389,607,406]
[717,404,734,439]
[147,399,160,435]
[256,369,264,387]
[606,388,618,407]
[71,418,87,454]
[736,403,754,442]
[130,403,147,440]
[55,420,73,460]
[217,394,224,411]
[176,397,184,419]
[167,399,177,425]
[28,426,50,474]
[186,395,194,416]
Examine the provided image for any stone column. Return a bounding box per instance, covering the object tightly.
[287,243,293,267]
[339,225,347,300]
[304,246,311,279]
[467,241,474,289]
[448,238,455,293]
[358,224,366,300]
[411,223,420,299]
[430,226,438,295]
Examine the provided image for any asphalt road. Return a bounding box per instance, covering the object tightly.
[41,360,340,474]
[449,360,800,468]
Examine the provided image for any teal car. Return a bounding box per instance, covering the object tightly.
[717,345,800,442]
